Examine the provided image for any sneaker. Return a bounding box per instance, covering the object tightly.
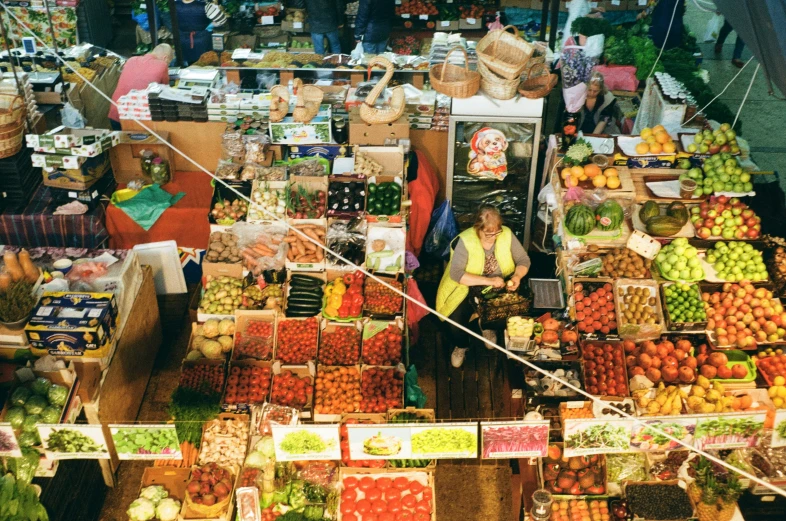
[714,43,722,54]
[451,347,468,368]
[481,329,498,349]
[732,59,745,68]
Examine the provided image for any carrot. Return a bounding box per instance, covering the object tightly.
[242,252,259,267]
[252,244,275,256]
[314,248,324,261]
[287,248,295,261]
[283,236,298,243]
[302,229,321,243]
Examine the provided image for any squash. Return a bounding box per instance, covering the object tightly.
[667,202,689,226]
[18,250,39,283]
[3,251,23,282]
[639,200,660,223]
[646,216,684,237]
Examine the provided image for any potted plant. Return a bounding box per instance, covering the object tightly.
[689,457,744,521]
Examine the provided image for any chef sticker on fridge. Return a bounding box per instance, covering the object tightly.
[467,127,509,180]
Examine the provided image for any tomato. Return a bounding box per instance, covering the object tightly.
[344,477,358,489]
[343,515,357,521]
[341,500,356,514]
[376,477,392,490]
[342,491,356,503]
[414,513,430,521]
[359,476,375,490]
[401,494,417,509]
[393,477,410,490]
[422,488,433,501]
[386,498,402,513]
[398,512,413,521]
[384,488,401,502]
[371,500,387,514]
[363,515,378,521]
[378,513,395,521]
[365,488,382,502]
[408,481,424,495]
[415,500,431,513]
[356,499,371,514]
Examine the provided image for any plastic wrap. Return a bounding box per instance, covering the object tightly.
[222,129,245,160]
[216,160,241,180]
[326,218,366,267]
[232,222,288,274]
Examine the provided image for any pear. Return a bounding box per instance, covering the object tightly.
[697,375,711,390]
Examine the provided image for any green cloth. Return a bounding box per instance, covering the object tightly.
[113,184,185,231]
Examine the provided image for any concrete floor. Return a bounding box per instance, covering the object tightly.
[683,3,786,192]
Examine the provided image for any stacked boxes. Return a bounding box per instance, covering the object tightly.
[116,89,152,120]
[149,91,209,122]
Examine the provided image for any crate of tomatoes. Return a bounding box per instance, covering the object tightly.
[319,320,363,366]
[360,365,405,413]
[361,318,405,366]
[233,310,276,361]
[270,365,315,414]
[337,469,437,521]
[363,274,405,318]
[276,316,320,364]
[314,365,363,422]
[223,361,273,412]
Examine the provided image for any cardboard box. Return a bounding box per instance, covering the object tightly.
[349,110,410,146]
[288,36,316,53]
[366,175,405,223]
[313,364,361,422]
[271,364,314,414]
[281,21,309,33]
[437,20,459,30]
[258,34,289,49]
[26,292,118,358]
[109,131,177,184]
[270,111,332,145]
[319,320,363,363]
[41,153,111,191]
[233,310,277,362]
[140,467,191,502]
[222,359,273,412]
[26,127,118,157]
[459,18,483,29]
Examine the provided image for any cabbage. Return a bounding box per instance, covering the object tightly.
[10,387,31,407]
[31,377,52,396]
[155,498,181,521]
[6,407,26,429]
[139,485,168,505]
[47,384,68,406]
[127,498,156,521]
[22,415,40,433]
[244,450,268,469]
[255,436,276,458]
[24,395,48,415]
[17,431,40,447]
[39,405,61,424]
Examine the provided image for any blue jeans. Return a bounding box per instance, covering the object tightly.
[363,40,387,54]
[311,31,341,55]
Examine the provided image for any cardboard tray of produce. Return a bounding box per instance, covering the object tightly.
[336,469,437,521]
[621,479,696,521]
[613,278,665,341]
[660,281,708,332]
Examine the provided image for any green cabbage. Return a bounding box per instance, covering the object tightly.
[255,436,276,458]
[6,407,26,429]
[17,431,40,447]
[47,384,68,406]
[155,498,181,521]
[22,415,40,433]
[139,485,168,505]
[10,387,31,407]
[127,498,156,521]
[24,395,48,415]
[31,377,52,396]
[39,405,61,424]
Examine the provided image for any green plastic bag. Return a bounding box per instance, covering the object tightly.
[113,184,185,231]
[405,364,427,408]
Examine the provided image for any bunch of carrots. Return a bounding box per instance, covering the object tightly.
[154,441,199,468]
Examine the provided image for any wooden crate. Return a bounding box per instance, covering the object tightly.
[109,131,176,184]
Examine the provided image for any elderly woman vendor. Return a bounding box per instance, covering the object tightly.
[436,205,530,368]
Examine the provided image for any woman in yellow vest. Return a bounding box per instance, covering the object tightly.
[436,205,531,368]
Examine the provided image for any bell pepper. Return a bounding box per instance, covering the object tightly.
[353,271,365,282]
[346,284,361,295]
[349,302,362,317]
[328,293,343,309]
[332,280,347,296]
[338,299,351,318]
[325,285,334,297]
[343,273,355,285]
[350,293,364,306]
[325,305,339,316]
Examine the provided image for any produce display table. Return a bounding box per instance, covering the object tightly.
[0,183,114,248]
[105,171,213,250]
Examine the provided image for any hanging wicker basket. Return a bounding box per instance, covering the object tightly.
[0,123,25,160]
[292,78,324,123]
[0,94,24,127]
[360,56,405,125]
[476,25,533,80]
[478,58,519,100]
[429,47,481,99]
[518,63,558,99]
[268,85,290,123]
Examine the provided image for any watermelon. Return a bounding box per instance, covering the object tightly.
[565,204,596,236]
[595,200,624,231]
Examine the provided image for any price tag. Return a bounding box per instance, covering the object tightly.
[395,0,401,4]
[467,17,476,23]
[293,21,302,29]
[566,401,585,409]
[446,0,453,3]
[261,15,274,24]
[232,48,251,60]
[612,0,621,5]
[401,13,410,18]
[638,0,647,5]
[440,20,450,27]
[419,14,428,20]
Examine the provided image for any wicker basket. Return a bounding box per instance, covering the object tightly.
[0,123,24,160]
[478,58,520,100]
[292,78,324,123]
[476,25,533,80]
[518,63,558,99]
[0,94,24,127]
[268,85,290,123]
[429,47,481,99]
[360,56,406,124]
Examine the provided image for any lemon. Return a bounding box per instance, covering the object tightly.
[769,386,779,398]
[775,376,786,386]
[778,387,786,399]
[773,396,784,408]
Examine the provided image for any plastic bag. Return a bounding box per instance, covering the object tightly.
[326,218,366,267]
[423,200,459,261]
[703,13,724,43]
[562,82,588,113]
[404,364,427,408]
[60,103,85,128]
[350,40,364,62]
[583,34,605,58]
[232,222,288,273]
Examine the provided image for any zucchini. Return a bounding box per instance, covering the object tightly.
[289,287,324,298]
[286,309,321,317]
[287,297,323,308]
[290,275,323,286]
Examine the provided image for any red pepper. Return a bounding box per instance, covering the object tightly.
[351,293,364,306]
[338,307,350,318]
[346,284,361,295]
[353,271,365,282]
[343,273,355,285]
[349,303,362,316]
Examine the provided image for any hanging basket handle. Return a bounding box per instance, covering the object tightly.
[439,46,470,82]
[491,25,520,54]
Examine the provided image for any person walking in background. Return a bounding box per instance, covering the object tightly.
[293,0,345,55]
[715,19,746,68]
[354,0,395,54]
[108,44,173,130]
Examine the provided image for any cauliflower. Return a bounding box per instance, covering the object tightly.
[155,498,181,521]
[127,498,156,521]
[139,485,168,505]
[218,319,235,336]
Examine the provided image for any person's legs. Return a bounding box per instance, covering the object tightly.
[374,40,388,53]
[325,30,342,54]
[362,41,378,54]
[311,33,326,55]
[732,35,745,65]
[716,19,732,47]
[447,297,476,367]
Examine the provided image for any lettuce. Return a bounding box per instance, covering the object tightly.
[31,377,52,396]
[127,498,156,521]
[47,384,68,407]
[10,387,31,407]
[139,485,168,505]
[39,406,61,424]
[24,395,48,416]
[6,407,26,430]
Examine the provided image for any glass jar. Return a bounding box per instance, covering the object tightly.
[333,119,348,144]
[562,112,579,151]
[140,150,156,179]
[150,157,171,185]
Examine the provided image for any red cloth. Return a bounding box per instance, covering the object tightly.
[406,278,430,344]
[108,54,170,122]
[593,65,639,93]
[406,150,440,257]
[106,171,213,249]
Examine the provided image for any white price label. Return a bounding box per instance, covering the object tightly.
[401,13,410,18]
[612,0,621,5]
[395,0,401,4]
[467,17,476,23]
[261,15,274,24]
[419,14,428,20]
[440,20,450,27]
[293,21,303,29]
[638,0,647,5]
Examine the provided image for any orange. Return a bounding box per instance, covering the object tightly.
[570,165,584,177]
[566,175,580,187]
[583,163,602,178]
[604,167,618,177]
[606,176,621,189]
[579,174,588,182]
[561,167,573,180]
[655,131,671,144]
[640,127,653,139]
[646,136,658,145]
[649,142,663,154]
[663,141,677,153]
[635,142,650,155]
[653,124,666,134]
[592,174,607,188]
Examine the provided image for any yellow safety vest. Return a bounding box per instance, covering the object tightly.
[436,226,515,318]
